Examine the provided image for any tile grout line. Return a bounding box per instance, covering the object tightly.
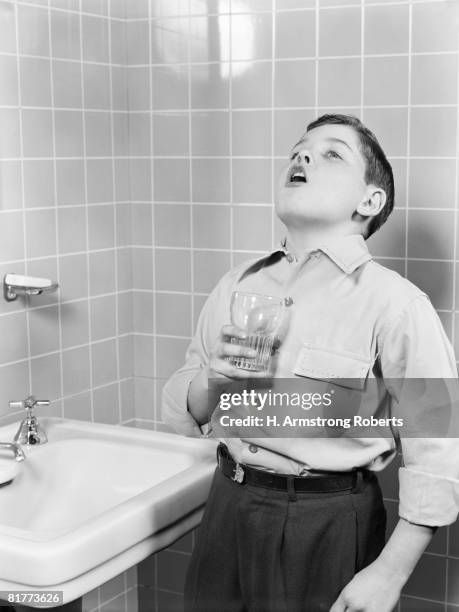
[2,0,446,21]
[78,0,94,422]
[229,0,234,269]
[314,0,319,115]
[3,201,459,212]
[360,0,364,121]
[187,0,194,358]
[2,46,459,68]
[271,0,275,251]
[149,0,159,426]
[107,0,123,426]
[2,102,459,113]
[46,0,65,417]
[188,44,197,526]
[403,3,412,280]
[13,1,33,397]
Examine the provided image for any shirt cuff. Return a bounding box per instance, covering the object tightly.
[398,467,459,527]
[161,377,204,437]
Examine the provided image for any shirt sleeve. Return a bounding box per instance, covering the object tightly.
[379,294,459,526]
[161,270,234,437]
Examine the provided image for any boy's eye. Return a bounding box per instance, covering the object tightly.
[290,151,298,161]
[325,150,341,160]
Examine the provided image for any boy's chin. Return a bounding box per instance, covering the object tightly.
[275,207,315,227]
[275,194,315,219]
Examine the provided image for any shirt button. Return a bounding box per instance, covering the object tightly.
[248,444,258,453]
[286,254,294,263]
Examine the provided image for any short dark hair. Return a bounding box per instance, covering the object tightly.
[306,113,394,238]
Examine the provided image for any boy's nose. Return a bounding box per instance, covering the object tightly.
[295,150,311,165]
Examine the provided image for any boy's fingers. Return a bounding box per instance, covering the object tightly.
[216,362,268,380]
[219,342,257,359]
[220,325,248,340]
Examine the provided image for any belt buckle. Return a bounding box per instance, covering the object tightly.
[232,463,245,484]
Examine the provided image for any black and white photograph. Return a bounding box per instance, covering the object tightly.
[0,0,458,611]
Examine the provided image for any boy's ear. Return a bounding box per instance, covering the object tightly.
[356,186,387,218]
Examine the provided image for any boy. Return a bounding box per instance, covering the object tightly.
[162,114,459,611]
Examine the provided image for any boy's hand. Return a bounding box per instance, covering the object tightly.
[205,325,269,380]
[329,559,404,612]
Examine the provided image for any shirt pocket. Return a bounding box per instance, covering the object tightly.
[293,343,374,390]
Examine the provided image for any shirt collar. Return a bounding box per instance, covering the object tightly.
[280,234,372,274]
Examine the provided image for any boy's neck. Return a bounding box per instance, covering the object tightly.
[284,226,364,259]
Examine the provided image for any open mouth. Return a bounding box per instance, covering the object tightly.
[286,164,307,185]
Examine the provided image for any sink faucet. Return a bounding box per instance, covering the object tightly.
[10,396,49,446]
[0,442,25,462]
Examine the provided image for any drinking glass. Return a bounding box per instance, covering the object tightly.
[229,291,284,371]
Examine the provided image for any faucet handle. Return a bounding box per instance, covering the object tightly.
[9,396,50,412]
[26,396,50,409]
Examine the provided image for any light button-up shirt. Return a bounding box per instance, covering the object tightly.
[162,234,459,527]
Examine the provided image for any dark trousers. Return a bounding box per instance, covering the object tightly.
[184,466,387,612]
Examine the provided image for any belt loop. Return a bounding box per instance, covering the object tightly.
[287,475,297,502]
[352,470,364,494]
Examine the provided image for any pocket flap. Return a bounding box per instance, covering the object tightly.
[293,344,373,390]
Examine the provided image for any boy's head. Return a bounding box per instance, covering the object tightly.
[275,113,394,239]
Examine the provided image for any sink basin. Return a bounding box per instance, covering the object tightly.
[0,418,217,606]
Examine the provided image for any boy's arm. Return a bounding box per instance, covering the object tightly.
[332,295,459,611]
[161,275,230,435]
[331,519,435,612]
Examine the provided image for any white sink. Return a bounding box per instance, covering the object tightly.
[0,418,217,606]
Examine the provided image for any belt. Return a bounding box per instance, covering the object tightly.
[217,443,362,493]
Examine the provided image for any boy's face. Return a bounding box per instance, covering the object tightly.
[275,123,373,230]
